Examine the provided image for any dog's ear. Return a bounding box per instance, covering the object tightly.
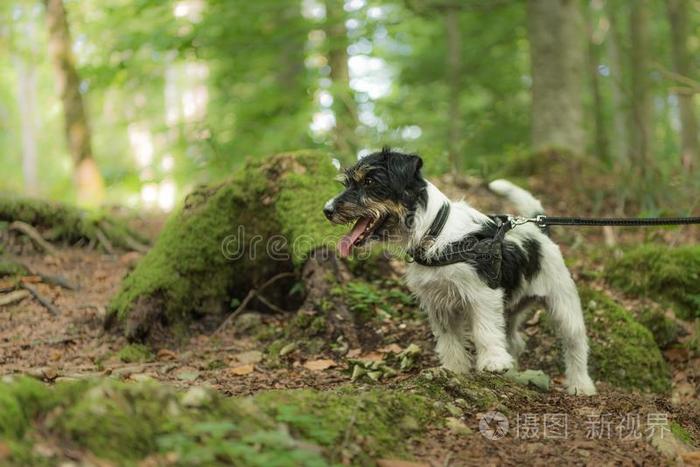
[387,153,423,193]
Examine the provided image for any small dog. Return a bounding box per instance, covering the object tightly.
[324,148,596,396]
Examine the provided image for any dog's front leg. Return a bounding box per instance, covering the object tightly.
[470,287,514,373]
[427,307,472,374]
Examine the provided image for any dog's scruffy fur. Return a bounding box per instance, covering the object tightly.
[324,148,596,396]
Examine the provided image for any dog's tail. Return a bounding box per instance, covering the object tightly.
[488,179,544,217]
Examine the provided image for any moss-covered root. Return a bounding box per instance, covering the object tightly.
[580,287,671,393]
[0,375,451,465]
[0,196,149,252]
[107,151,345,342]
[605,244,700,320]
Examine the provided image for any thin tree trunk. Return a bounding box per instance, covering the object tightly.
[628,0,653,176]
[526,0,586,154]
[666,0,698,171]
[325,0,357,163]
[585,5,608,161]
[14,57,39,196]
[605,5,630,165]
[44,0,104,205]
[445,6,462,174]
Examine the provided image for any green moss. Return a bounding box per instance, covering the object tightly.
[253,386,435,462]
[0,376,448,465]
[0,196,148,249]
[638,308,681,349]
[605,245,700,320]
[117,344,154,363]
[580,287,671,393]
[670,421,696,447]
[108,151,345,340]
[0,376,51,438]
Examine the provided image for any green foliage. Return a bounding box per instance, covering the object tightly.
[580,287,671,393]
[117,343,154,363]
[605,245,700,320]
[340,279,416,321]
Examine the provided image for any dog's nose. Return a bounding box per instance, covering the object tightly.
[323,199,336,220]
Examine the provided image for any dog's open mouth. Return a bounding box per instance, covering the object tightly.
[338,215,387,257]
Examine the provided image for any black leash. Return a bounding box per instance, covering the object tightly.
[515,215,700,228]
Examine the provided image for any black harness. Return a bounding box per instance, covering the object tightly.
[406,203,515,289]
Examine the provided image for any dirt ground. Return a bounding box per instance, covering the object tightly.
[1,188,699,465]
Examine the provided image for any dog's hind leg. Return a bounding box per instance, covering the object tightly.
[545,278,597,395]
[470,287,514,373]
[427,307,471,374]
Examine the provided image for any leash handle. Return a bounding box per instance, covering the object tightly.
[535,215,700,227]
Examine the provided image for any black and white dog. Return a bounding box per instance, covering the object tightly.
[323,148,596,396]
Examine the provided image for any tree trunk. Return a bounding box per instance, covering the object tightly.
[666,0,699,171]
[585,5,608,161]
[324,0,357,163]
[605,5,630,165]
[44,0,104,206]
[526,0,586,154]
[445,6,462,174]
[628,0,653,175]
[14,57,39,196]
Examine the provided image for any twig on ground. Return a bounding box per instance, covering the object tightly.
[0,334,76,349]
[20,283,60,316]
[9,221,59,256]
[5,255,78,290]
[0,289,31,307]
[213,271,295,335]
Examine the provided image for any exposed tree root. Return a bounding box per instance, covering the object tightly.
[20,283,60,316]
[9,221,59,255]
[0,196,149,252]
[299,246,361,349]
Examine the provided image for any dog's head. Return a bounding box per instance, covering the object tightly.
[324,148,427,257]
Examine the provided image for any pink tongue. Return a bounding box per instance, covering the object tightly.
[338,217,371,257]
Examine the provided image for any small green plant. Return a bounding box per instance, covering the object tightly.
[117,344,154,363]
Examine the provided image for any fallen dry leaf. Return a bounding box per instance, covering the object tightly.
[235,350,263,364]
[229,364,255,376]
[357,352,383,362]
[303,359,336,371]
[347,348,362,358]
[379,344,402,354]
[156,349,177,361]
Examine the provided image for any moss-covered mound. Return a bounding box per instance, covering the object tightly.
[0,196,148,251]
[107,151,344,341]
[605,245,700,320]
[580,287,671,393]
[0,372,532,465]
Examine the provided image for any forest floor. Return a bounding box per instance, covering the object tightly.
[1,178,699,466]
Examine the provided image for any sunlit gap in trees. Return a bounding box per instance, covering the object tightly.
[127,0,207,212]
[304,0,422,161]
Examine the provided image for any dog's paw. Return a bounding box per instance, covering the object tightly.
[476,352,514,373]
[566,376,597,396]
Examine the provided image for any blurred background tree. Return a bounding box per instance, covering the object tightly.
[0,0,698,212]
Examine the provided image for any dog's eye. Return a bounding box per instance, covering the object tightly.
[363,178,374,187]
